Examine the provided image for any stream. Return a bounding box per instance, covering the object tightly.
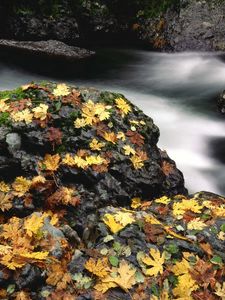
[0,49,225,195]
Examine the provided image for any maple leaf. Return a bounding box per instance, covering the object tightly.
[94,103,111,121]
[89,138,105,151]
[19,251,49,260]
[12,177,31,197]
[123,145,136,156]
[141,248,165,276]
[155,196,171,205]
[0,252,26,270]
[15,291,31,300]
[85,257,109,278]
[144,223,165,243]
[115,98,132,116]
[131,197,142,209]
[214,282,225,299]
[95,260,136,293]
[126,130,145,146]
[187,218,207,230]
[41,154,60,171]
[117,131,126,141]
[0,192,13,211]
[62,88,81,106]
[130,151,148,169]
[10,109,33,124]
[190,259,216,289]
[32,104,49,121]
[114,211,135,226]
[103,132,117,144]
[0,181,10,193]
[172,273,198,298]
[103,214,124,234]
[162,161,174,176]
[74,117,88,128]
[47,127,63,146]
[173,198,203,218]
[24,213,45,237]
[31,175,46,186]
[1,217,21,241]
[0,98,10,112]
[46,263,72,290]
[53,83,70,97]
[9,99,32,113]
[86,155,107,166]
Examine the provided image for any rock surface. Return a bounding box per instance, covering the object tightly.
[0,83,224,299]
[218,90,225,114]
[0,39,95,60]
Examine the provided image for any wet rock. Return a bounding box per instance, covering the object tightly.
[218,90,225,114]
[0,39,95,61]
[15,264,43,289]
[6,133,21,154]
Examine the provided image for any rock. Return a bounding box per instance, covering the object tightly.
[0,83,224,299]
[0,39,95,61]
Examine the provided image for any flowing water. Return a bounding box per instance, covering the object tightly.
[1,49,225,195]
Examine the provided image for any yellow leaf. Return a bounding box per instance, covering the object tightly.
[10,109,33,124]
[115,98,131,117]
[74,118,88,128]
[0,192,13,211]
[173,199,203,218]
[123,145,136,156]
[103,132,117,144]
[131,197,142,209]
[171,257,190,276]
[214,282,225,299]
[155,196,171,205]
[0,181,10,193]
[0,98,10,112]
[32,104,48,120]
[41,154,60,171]
[85,257,109,278]
[20,251,49,260]
[15,291,31,300]
[53,83,70,97]
[217,231,225,241]
[114,211,135,226]
[117,131,126,141]
[172,273,198,299]
[24,213,45,237]
[31,175,46,186]
[12,176,31,197]
[103,214,124,234]
[187,218,207,230]
[94,281,117,293]
[141,248,165,276]
[89,138,105,151]
[0,244,12,254]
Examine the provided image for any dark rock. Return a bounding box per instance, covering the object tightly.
[218,90,225,114]
[15,264,43,289]
[0,39,95,61]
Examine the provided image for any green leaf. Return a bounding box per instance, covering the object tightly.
[135,271,145,283]
[164,243,179,254]
[113,241,121,253]
[7,284,15,294]
[109,255,119,267]
[210,255,222,265]
[220,224,225,232]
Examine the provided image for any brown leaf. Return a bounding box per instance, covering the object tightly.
[62,88,81,106]
[162,161,174,176]
[192,289,218,300]
[190,259,216,289]
[47,127,63,146]
[126,130,145,146]
[144,223,165,243]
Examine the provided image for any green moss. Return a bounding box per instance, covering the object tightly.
[0,112,11,126]
[0,87,25,101]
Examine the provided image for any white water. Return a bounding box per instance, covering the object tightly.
[1,50,225,194]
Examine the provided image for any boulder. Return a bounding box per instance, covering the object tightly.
[0,83,224,299]
[0,39,95,61]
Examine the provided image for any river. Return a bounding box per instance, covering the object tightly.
[0,49,225,195]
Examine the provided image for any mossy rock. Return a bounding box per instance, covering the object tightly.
[0,83,224,299]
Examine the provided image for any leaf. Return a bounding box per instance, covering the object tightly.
[141,248,165,276]
[172,273,198,298]
[53,83,70,97]
[173,198,203,218]
[103,214,128,234]
[89,138,105,151]
[32,104,49,121]
[24,213,45,237]
[47,127,63,146]
[12,177,31,197]
[123,145,136,156]
[115,98,131,116]
[162,161,174,176]
[46,263,71,290]
[10,109,33,124]
[130,151,148,169]
[187,218,207,230]
[0,192,13,211]
[210,255,222,265]
[131,197,142,209]
[190,259,216,289]
[15,291,31,300]
[103,132,117,144]
[0,181,10,193]
[62,88,81,106]
[85,257,109,278]
[154,196,171,205]
[109,256,119,267]
[214,282,225,299]
[126,130,145,146]
[41,154,60,171]
[114,211,135,226]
